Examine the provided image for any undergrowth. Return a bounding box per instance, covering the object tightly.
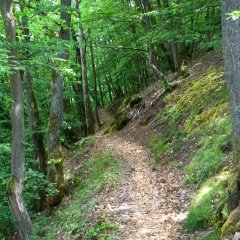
[31,151,121,240]
[150,64,232,238]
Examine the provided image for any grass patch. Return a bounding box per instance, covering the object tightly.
[149,137,169,161]
[31,151,121,240]
[185,172,229,231]
[184,116,231,185]
[202,229,221,240]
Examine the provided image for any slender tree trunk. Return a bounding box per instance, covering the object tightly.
[1,1,33,239]
[73,81,87,137]
[89,32,101,128]
[75,0,94,135]
[98,78,105,107]
[79,26,94,135]
[140,0,169,89]
[20,3,47,176]
[73,31,87,136]
[106,80,113,103]
[222,0,240,211]
[46,0,72,206]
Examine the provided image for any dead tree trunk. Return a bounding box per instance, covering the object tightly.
[1,0,33,239]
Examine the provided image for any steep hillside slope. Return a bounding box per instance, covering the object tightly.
[30,51,232,240]
[109,51,231,239]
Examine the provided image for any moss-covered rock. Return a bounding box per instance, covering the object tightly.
[105,94,142,133]
[221,206,240,239]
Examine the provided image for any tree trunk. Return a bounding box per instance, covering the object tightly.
[46,0,72,207]
[98,77,105,107]
[89,32,101,128]
[106,79,113,103]
[140,0,169,89]
[75,0,94,135]
[1,1,33,239]
[73,31,88,137]
[72,81,87,137]
[222,0,240,212]
[79,25,94,135]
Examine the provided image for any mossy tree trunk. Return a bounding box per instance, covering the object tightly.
[1,0,33,238]
[222,0,240,213]
[46,0,72,206]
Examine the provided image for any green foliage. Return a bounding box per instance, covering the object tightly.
[0,143,12,237]
[31,151,121,239]
[24,169,57,208]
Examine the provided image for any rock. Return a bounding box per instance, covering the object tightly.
[233,232,240,240]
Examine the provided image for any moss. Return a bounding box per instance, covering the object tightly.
[6,175,18,196]
[162,67,227,130]
[47,145,65,207]
[185,172,229,231]
[151,63,233,236]
[47,112,58,132]
[221,206,240,238]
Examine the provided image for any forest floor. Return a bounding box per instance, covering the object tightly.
[62,52,225,240]
[92,131,195,240]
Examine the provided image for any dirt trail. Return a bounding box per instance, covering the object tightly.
[94,133,195,240]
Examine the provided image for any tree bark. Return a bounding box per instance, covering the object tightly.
[0,0,33,238]
[46,0,72,206]
[222,0,240,212]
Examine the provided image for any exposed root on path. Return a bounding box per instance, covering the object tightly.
[94,133,195,240]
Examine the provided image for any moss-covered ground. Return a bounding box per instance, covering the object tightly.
[149,61,233,239]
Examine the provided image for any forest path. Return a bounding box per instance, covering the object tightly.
[94,132,195,240]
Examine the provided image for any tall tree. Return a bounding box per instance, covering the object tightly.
[0,0,33,238]
[75,0,94,135]
[89,31,101,129]
[46,0,72,206]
